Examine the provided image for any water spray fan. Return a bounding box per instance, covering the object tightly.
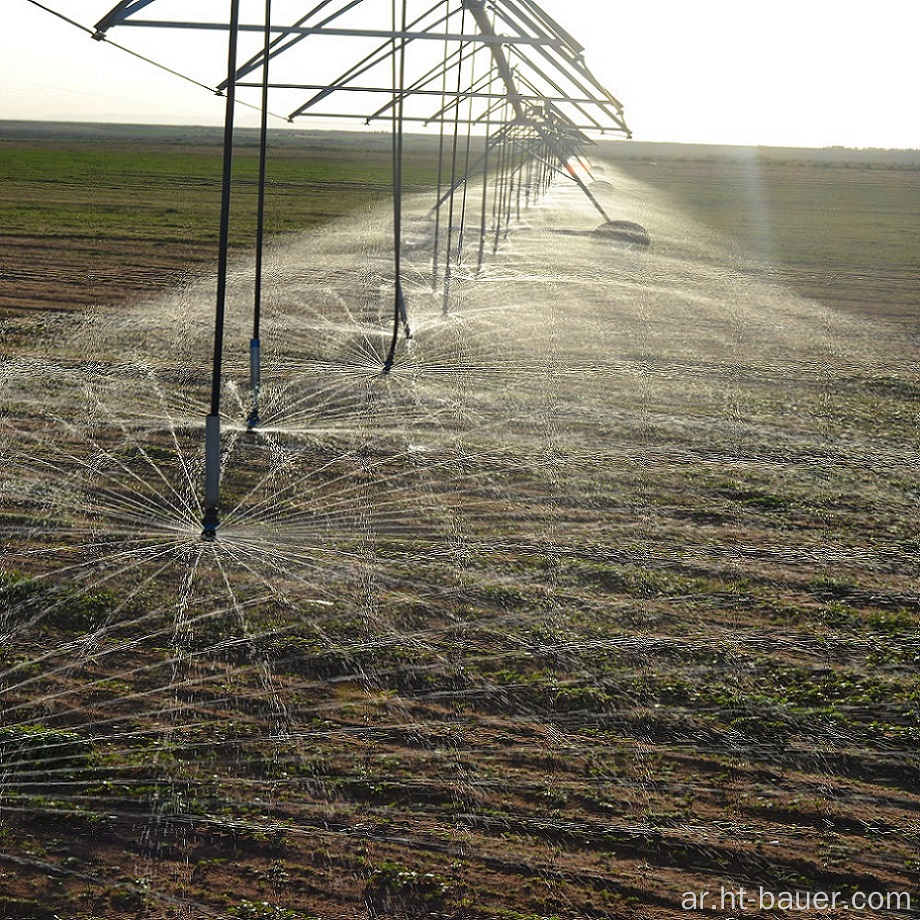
[87,0,644,539]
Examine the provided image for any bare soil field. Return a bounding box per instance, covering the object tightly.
[0,124,918,919]
[0,121,443,317]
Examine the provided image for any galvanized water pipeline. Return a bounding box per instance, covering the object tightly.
[247,0,273,429]
[202,0,241,541]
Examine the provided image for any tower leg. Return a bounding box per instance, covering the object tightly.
[200,0,241,540]
[247,338,261,428]
[202,414,221,540]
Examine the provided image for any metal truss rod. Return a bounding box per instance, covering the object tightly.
[107,21,564,47]
[430,0,450,290]
[241,83,620,109]
[500,0,584,60]
[508,47,606,133]
[494,6,628,131]
[93,0,158,33]
[472,94,507,124]
[222,0,361,87]
[286,1,455,117]
[430,121,505,211]
[289,112,613,130]
[365,39,483,124]
[422,61,495,125]
[464,0,524,120]
[439,108,606,227]
[539,98,595,146]
[430,110,578,214]
[512,0,584,56]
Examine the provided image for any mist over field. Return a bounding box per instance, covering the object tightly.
[0,123,918,919]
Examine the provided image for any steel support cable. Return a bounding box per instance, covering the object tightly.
[26,0,290,122]
[202,0,242,540]
[382,0,409,374]
[27,0,210,93]
[248,0,273,428]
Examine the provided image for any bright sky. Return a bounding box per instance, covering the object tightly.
[2,0,918,149]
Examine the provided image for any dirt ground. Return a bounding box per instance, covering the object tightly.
[1,126,918,919]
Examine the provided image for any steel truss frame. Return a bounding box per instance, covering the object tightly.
[91,0,633,539]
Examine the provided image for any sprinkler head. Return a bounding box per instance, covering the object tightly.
[201,506,219,542]
[246,410,260,430]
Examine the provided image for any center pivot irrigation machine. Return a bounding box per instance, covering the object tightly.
[83,0,640,540]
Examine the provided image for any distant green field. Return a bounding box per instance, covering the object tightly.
[1,140,440,243]
[0,129,444,313]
